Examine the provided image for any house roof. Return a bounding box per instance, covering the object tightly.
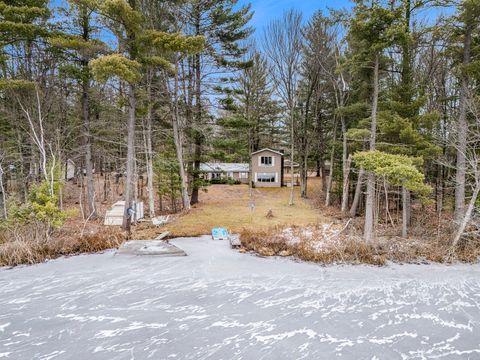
[284,159,300,167]
[251,148,284,156]
[200,163,249,173]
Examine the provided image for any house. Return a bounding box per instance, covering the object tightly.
[251,148,284,188]
[200,163,249,183]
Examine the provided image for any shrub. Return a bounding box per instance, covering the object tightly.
[239,223,480,266]
[0,224,125,267]
[4,180,75,235]
[210,177,241,185]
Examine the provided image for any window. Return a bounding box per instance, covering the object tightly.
[239,172,248,179]
[260,156,273,166]
[257,173,276,182]
[212,173,221,179]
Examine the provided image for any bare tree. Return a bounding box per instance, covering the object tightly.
[0,154,6,219]
[263,9,303,206]
[452,94,480,247]
[364,54,380,242]
[454,17,473,225]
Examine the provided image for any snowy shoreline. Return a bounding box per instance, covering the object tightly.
[1,236,480,359]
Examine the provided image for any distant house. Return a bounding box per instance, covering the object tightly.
[200,163,249,183]
[251,148,284,188]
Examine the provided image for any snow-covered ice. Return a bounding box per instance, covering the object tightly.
[1,236,480,359]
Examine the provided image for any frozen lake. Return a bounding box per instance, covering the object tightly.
[1,236,480,359]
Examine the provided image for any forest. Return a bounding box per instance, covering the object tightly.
[0,0,480,265]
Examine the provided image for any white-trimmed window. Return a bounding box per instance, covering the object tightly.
[239,172,248,179]
[260,156,273,166]
[257,173,276,183]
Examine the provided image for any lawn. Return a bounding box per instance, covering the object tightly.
[163,177,327,237]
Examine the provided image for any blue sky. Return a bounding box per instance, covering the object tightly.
[238,0,352,35]
[238,0,455,40]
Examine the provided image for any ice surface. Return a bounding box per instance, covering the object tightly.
[1,236,480,359]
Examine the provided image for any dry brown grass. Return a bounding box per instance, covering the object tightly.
[0,222,125,267]
[163,178,326,237]
[240,225,386,265]
[239,221,480,266]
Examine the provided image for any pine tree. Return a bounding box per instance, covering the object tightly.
[49,0,107,219]
[186,0,253,205]
[90,0,204,230]
[347,1,401,242]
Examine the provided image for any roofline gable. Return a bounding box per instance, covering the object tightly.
[251,148,284,156]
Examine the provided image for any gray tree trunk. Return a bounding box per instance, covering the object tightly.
[190,15,202,206]
[350,168,364,217]
[288,108,295,206]
[341,120,351,213]
[402,186,408,238]
[454,24,472,225]
[122,83,136,232]
[80,6,96,219]
[325,119,337,207]
[0,162,6,219]
[452,181,480,247]
[144,75,155,218]
[172,61,190,211]
[364,54,379,242]
[81,78,96,219]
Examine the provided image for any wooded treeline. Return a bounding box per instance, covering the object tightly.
[0,0,479,243]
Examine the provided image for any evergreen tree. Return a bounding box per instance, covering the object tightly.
[49,0,107,219]
[186,0,253,205]
[90,0,204,230]
[347,0,401,241]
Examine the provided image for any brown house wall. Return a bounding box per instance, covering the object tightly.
[251,150,283,188]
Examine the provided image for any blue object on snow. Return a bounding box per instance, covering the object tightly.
[212,228,229,240]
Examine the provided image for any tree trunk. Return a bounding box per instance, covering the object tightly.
[364,54,379,242]
[300,153,308,198]
[402,186,408,238]
[341,115,351,213]
[122,82,136,232]
[325,118,337,207]
[79,6,96,219]
[454,24,472,225]
[144,73,155,218]
[452,180,480,247]
[0,163,6,219]
[350,168,364,217]
[288,108,295,206]
[81,76,96,219]
[190,16,202,206]
[171,61,190,211]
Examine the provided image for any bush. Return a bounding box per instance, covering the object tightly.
[210,177,241,185]
[5,180,75,235]
[239,223,480,266]
[0,224,125,267]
